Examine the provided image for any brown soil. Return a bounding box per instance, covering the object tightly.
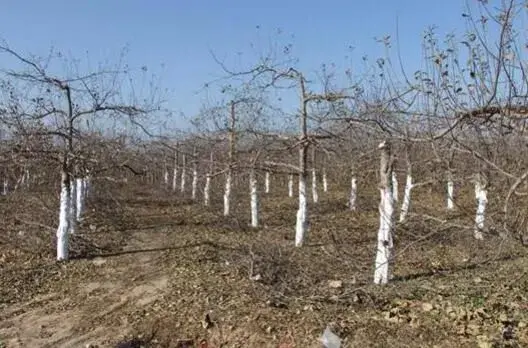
[1,183,527,347]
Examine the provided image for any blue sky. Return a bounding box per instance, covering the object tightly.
[0,1,473,130]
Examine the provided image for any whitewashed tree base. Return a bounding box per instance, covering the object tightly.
[399,175,413,222]
[250,170,258,228]
[172,168,178,191]
[191,169,198,200]
[204,175,211,206]
[224,173,231,216]
[392,172,399,202]
[474,181,487,240]
[349,177,357,211]
[295,175,308,247]
[69,179,77,234]
[374,141,394,285]
[447,179,455,210]
[76,178,84,221]
[288,174,294,198]
[374,187,394,284]
[57,174,71,261]
[312,169,318,203]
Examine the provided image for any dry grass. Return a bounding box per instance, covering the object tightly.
[1,180,527,347]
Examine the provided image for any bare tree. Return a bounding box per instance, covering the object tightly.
[374,140,394,284]
[0,44,158,261]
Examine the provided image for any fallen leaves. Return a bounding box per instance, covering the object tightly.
[421,302,434,312]
[328,280,343,289]
[3,188,528,347]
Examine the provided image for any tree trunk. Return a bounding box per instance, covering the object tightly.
[250,169,258,228]
[446,149,455,210]
[288,174,294,197]
[295,76,309,247]
[172,151,178,192]
[180,153,186,193]
[374,140,394,285]
[224,170,232,216]
[311,148,319,203]
[76,178,84,221]
[224,101,236,216]
[69,177,77,234]
[392,171,399,203]
[295,165,308,246]
[83,175,91,197]
[349,176,357,211]
[399,173,413,222]
[191,152,198,200]
[265,171,270,194]
[323,168,328,193]
[311,168,318,203]
[447,172,455,210]
[57,169,71,261]
[474,175,487,240]
[204,175,211,206]
[84,175,92,197]
[163,164,169,187]
[204,152,213,206]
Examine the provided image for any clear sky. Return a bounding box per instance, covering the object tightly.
[0,1,473,130]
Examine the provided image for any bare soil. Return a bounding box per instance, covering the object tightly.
[1,183,527,347]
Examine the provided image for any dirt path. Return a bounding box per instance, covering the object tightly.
[0,229,172,348]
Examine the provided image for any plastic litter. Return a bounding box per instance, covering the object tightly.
[320,326,341,348]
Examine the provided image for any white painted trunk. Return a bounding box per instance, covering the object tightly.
[69,178,77,234]
[399,174,413,222]
[2,178,7,195]
[82,177,88,197]
[250,170,258,227]
[163,169,169,186]
[349,177,357,211]
[204,175,211,206]
[191,167,198,200]
[172,166,178,191]
[84,176,92,196]
[265,171,270,194]
[374,141,394,285]
[474,181,487,240]
[311,168,319,203]
[374,186,394,284]
[223,171,232,216]
[24,169,30,187]
[180,168,186,193]
[392,172,399,202]
[447,179,455,210]
[75,178,84,221]
[295,175,308,247]
[288,174,294,197]
[57,172,71,261]
[323,169,328,193]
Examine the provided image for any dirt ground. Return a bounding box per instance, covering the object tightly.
[1,181,528,347]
